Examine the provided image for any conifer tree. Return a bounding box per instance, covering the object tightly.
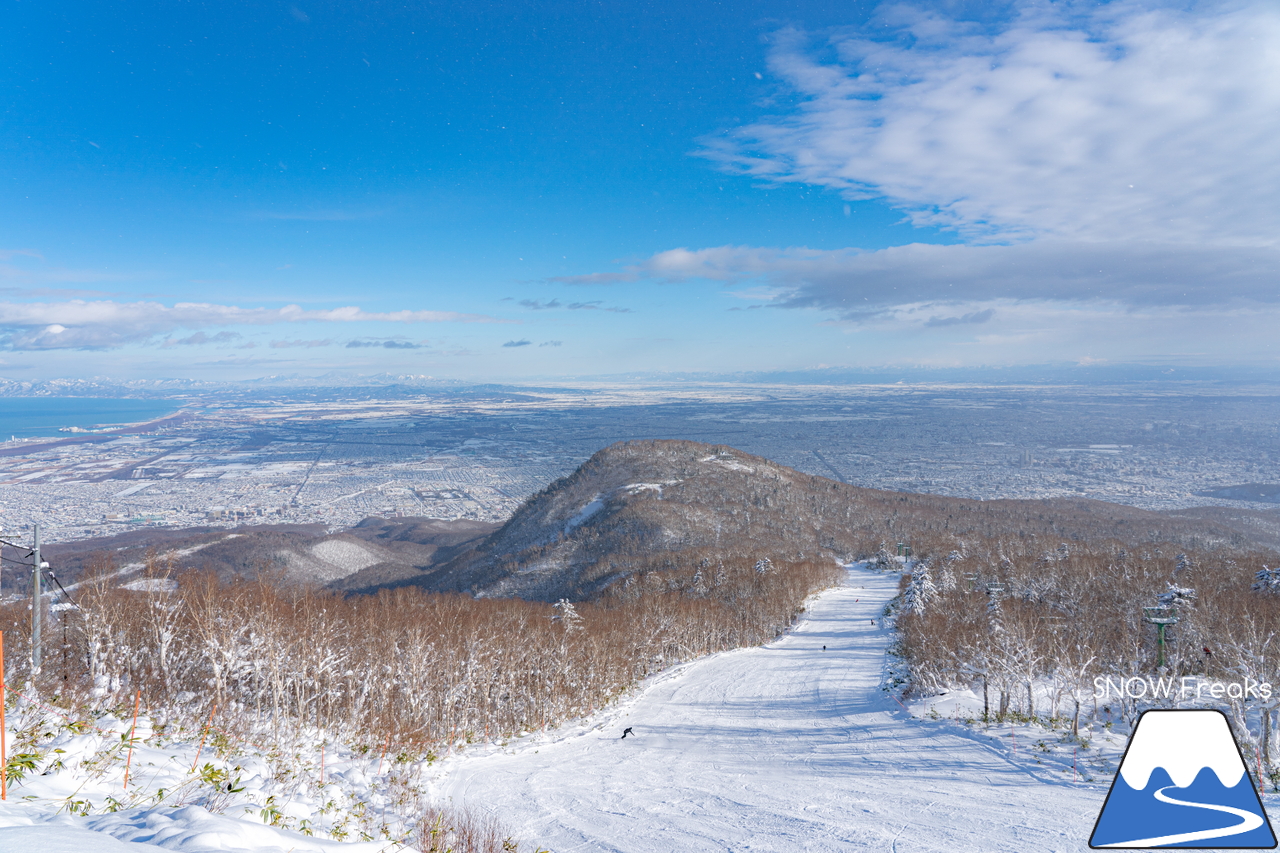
[903,561,938,616]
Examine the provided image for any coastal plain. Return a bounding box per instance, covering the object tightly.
[0,382,1277,547]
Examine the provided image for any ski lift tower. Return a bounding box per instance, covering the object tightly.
[1142,606,1179,669]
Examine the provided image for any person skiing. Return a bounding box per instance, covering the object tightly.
[621,727,634,739]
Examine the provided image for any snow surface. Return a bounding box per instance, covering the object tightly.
[563,496,605,532]
[0,703,418,853]
[309,539,384,572]
[436,567,1110,852]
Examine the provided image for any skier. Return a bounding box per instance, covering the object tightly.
[621,727,634,739]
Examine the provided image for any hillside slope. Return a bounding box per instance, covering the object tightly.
[423,439,1271,601]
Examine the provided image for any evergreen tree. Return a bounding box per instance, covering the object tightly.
[1158,584,1197,607]
[552,598,583,632]
[903,561,938,616]
[1253,567,1279,594]
[874,544,894,571]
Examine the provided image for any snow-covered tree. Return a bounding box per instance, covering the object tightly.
[873,544,894,571]
[753,558,773,575]
[1253,567,1280,594]
[1158,584,1197,608]
[903,561,938,616]
[986,588,1005,636]
[552,598,583,632]
[937,564,957,592]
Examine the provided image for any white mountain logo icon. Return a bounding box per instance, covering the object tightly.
[1091,709,1277,848]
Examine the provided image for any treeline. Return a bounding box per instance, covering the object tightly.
[1,551,840,749]
[894,535,1280,772]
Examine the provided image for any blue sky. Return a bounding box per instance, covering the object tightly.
[3,0,1279,380]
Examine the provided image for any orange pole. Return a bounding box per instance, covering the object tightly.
[123,688,140,789]
[377,731,392,776]
[189,703,218,774]
[1,631,7,801]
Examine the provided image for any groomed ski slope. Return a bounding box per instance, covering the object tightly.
[438,567,1104,852]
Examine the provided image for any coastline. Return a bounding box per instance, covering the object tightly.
[0,409,192,457]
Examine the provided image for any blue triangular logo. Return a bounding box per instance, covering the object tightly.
[1090,709,1277,848]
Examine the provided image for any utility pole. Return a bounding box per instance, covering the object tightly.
[31,523,42,674]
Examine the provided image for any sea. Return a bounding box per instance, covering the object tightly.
[0,397,181,440]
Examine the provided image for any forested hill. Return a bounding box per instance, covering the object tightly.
[421,439,1275,601]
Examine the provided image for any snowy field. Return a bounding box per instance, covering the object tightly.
[2,565,1274,851]
[436,568,1121,852]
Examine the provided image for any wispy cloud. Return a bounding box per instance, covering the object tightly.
[702,2,1280,246]
[517,297,632,313]
[924,309,996,328]
[567,301,632,314]
[547,271,638,286]
[539,340,563,347]
[272,338,334,348]
[0,300,501,350]
[593,241,1280,313]
[502,339,532,348]
[165,331,243,346]
[345,339,425,349]
[0,250,133,287]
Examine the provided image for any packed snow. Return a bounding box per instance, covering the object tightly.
[432,567,1193,852]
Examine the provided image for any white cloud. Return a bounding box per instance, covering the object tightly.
[0,300,499,350]
[703,1,1280,245]
[619,241,1280,310]
[836,298,1280,367]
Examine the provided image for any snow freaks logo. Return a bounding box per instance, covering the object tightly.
[1094,676,1274,701]
[1090,710,1277,849]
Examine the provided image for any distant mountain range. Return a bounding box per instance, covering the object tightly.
[0,375,554,398]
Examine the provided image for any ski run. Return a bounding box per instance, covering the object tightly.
[1,565,1272,851]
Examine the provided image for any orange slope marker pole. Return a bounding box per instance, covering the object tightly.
[1,631,6,801]
[189,703,218,774]
[123,688,140,789]
[377,731,392,777]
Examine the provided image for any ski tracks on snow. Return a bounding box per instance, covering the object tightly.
[437,567,1104,852]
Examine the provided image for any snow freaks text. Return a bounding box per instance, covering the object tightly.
[1094,676,1274,701]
